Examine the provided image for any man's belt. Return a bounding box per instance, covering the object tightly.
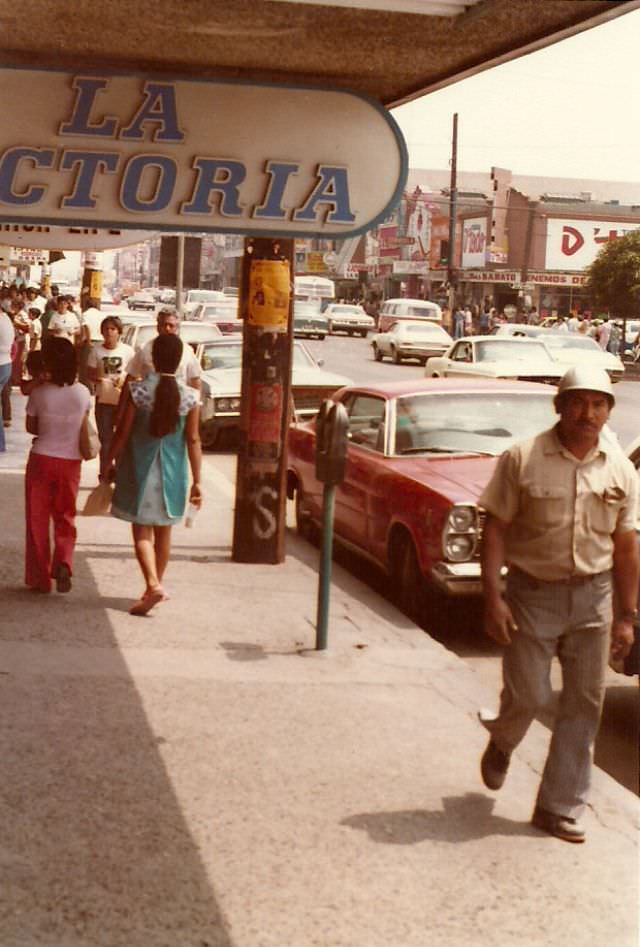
[509,565,610,587]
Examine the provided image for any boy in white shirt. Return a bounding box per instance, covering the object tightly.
[87,315,134,479]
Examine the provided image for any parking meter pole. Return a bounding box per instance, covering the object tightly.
[316,482,336,651]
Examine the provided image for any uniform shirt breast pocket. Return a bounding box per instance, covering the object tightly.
[587,488,624,534]
[522,483,568,528]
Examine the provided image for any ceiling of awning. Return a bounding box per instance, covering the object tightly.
[0,0,637,107]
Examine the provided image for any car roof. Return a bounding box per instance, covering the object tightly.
[383,297,439,306]
[338,377,556,400]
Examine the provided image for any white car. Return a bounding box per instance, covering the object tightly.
[122,319,222,353]
[425,335,564,385]
[324,303,375,337]
[126,290,156,311]
[541,333,625,382]
[183,289,226,318]
[197,339,351,447]
[371,321,452,364]
[191,300,242,334]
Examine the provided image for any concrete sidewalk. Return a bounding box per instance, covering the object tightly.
[0,393,637,947]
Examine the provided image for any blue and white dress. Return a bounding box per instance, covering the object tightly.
[112,374,198,526]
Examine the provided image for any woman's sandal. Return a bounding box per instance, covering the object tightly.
[129,587,165,616]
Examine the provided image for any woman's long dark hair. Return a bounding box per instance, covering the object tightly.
[149,333,183,438]
[42,337,77,386]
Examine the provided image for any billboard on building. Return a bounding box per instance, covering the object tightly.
[545,218,640,271]
[461,217,488,268]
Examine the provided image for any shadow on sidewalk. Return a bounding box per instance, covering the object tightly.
[341,793,536,844]
[0,471,237,946]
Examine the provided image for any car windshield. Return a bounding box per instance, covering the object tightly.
[200,341,316,371]
[200,343,243,370]
[333,306,362,315]
[187,290,223,304]
[201,302,239,318]
[475,340,553,363]
[295,302,323,317]
[393,392,557,456]
[402,304,438,318]
[543,336,600,352]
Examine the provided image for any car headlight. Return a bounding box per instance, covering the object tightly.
[448,505,476,532]
[443,504,479,562]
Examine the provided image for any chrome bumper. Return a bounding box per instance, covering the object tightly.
[431,561,482,595]
[431,561,509,596]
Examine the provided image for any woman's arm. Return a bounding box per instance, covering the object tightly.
[26,414,38,435]
[185,403,202,506]
[104,387,135,474]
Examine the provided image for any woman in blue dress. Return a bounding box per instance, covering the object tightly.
[106,333,202,616]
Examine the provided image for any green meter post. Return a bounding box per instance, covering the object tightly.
[314,400,349,650]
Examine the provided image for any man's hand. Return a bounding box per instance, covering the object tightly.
[610,618,634,663]
[484,595,518,646]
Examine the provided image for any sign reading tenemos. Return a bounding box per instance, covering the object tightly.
[0,69,408,239]
[545,217,640,271]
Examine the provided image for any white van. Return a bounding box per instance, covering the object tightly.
[378,297,443,332]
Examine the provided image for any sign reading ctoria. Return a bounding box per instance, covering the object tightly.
[0,70,408,239]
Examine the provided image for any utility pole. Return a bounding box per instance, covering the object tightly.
[447,112,458,319]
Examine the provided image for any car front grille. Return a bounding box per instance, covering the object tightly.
[518,374,560,386]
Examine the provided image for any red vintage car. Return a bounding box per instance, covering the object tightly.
[287,377,558,620]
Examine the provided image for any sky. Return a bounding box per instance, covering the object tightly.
[392,5,640,183]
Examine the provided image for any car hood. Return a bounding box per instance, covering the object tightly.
[383,453,499,504]
[550,350,623,370]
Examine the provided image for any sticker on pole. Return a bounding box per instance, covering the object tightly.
[248,260,290,331]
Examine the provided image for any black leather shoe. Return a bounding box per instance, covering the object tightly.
[532,806,585,843]
[480,739,510,790]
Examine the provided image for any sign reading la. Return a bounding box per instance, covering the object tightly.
[0,70,407,238]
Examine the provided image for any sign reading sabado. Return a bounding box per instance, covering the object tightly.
[0,69,408,239]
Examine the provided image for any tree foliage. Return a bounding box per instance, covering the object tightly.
[585,230,640,318]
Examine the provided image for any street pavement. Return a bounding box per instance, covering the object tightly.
[0,391,638,947]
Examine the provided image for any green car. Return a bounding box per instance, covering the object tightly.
[293,302,328,341]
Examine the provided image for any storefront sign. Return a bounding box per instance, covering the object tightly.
[392,260,428,275]
[0,68,407,239]
[527,271,588,286]
[545,217,640,271]
[461,217,487,268]
[0,222,153,250]
[462,270,521,284]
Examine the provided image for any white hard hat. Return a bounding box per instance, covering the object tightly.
[556,366,614,404]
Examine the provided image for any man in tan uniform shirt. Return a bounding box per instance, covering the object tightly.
[479,366,638,843]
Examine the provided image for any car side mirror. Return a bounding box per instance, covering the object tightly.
[317,358,324,367]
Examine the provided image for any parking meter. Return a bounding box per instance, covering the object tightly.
[315,400,349,485]
[314,400,349,651]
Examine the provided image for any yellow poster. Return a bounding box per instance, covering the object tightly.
[248,260,290,330]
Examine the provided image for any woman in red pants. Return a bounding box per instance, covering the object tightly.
[24,338,91,593]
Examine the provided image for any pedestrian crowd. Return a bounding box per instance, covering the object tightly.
[1,281,202,617]
[442,300,626,355]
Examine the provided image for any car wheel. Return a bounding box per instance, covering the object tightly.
[373,343,383,362]
[200,425,219,450]
[395,537,424,623]
[360,330,368,338]
[391,347,402,364]
[318,334,326,341]
[295,484,317,543]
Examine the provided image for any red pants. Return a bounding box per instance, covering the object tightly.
[25,452,81,592]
